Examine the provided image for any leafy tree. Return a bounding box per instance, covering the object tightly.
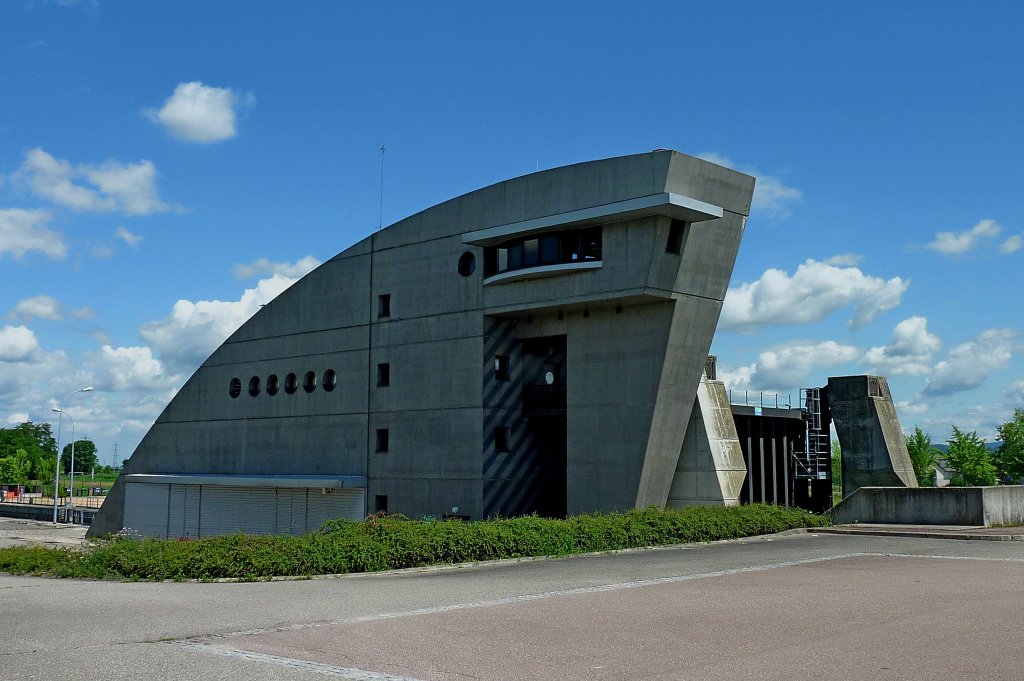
[995,408,1024,482]
[61,439,98,474]
[0,455,29,485]
[36,456,56,491]
[0,422,57,460]
[830,440,842,485]
[905,426,939,486]
[945,426,997,486]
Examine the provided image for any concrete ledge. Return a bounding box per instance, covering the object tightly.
[817,525,1024,542]
[831,485,1024,526]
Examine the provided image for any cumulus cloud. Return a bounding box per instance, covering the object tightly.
[114,226,142,247]
[896,400,929,416]
[147,81,255,143]
[10,295,62,321]
[140,274,298,372]
[823,253,862,267]
[1000,234,1022,254]
[926,219,1002,255]
[233,255,321,280]
[0,208,66,259]
[87,345,171,391]
[861,316,941,376]
[717,340,860,393]
[922,328,1017,397]
[720,258,909,332]
[1005,380,1024,405]
[0,325,41,362]
[14,148,173,215]
[697,152,802,219]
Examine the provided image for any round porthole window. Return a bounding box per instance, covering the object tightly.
[303,370,317,393]
[229,377,241,398]
[284,373,298,394]
[458,251,476,277]
[266,374,279,396]
[248,376,261,396]
[323,369,337,392]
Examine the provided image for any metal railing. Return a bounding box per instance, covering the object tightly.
[727,390,793,410]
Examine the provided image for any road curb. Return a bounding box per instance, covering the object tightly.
[814,527,1024,542]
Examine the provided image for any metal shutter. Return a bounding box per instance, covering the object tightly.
[198,486,277,537]
[124,482,169,538]
[305,488,365,532]
[274,488,308,535]
[167,484,201,539]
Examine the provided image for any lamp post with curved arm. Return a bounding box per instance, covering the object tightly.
[51,387,93,524]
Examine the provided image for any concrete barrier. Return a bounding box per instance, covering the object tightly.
[832,485,1024,526]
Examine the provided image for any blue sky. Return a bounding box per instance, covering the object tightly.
[1,1,1022,465]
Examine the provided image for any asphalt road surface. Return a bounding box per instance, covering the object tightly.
[2,531,1022,680]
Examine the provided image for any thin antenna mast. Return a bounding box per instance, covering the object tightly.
[378,145,386,230]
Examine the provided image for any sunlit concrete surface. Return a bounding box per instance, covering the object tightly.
[2,532,1022,680]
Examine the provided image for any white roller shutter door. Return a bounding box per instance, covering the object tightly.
[167,484,201,539]
[275,488,308,535]
[199,486,277,537]
[124,482,169,538]
[305,488,365,532]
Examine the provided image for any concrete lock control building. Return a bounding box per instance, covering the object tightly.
[91,150,759,538]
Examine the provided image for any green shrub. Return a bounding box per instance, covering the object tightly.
[0,504,826,581]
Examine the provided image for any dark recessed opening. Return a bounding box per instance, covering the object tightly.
[376,428,389,453]
[667,219,687,254]
[266,374,279,396]
[375,494,388,514]
[494,426,510,453]
[284,372,297,394]
[378,294,391,318]
[323,369,337,392]
[229,377,241,398]
[494,355,510,381]
[303,371,317,393]
[377,363,390,387]
[457,251,476,277]
[248,376,261,397]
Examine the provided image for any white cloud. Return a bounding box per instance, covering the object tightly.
[147,81,254,143]
[140,274,298,373]
[823,253,862,267]
[87,345,171,391]
[697,152,802,219]
[233,255,321,280]
[861,316,941,376]
[1005,380,1024,405]
[926,219,1002,255]
[0,325,41,362]
[922,328,1017,397]
[14,148,173,215]
[896,400,929,416]
[5,412,29,425]
[114,226,142,247]
[0,208,66,259]
[10,295,62,321]
[718,340,860,393]
[720,258,909,332]
[1000,234,1022,254]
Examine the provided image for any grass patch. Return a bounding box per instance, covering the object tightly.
[0,504,826,581]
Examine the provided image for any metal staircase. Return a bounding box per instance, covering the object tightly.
[795,388,831,480]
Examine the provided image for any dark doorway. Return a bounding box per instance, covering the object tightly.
[520,335,567,517]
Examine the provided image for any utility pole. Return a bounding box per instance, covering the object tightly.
[112,443,119,469]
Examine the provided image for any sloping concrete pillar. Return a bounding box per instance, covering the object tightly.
[828,375,917,498]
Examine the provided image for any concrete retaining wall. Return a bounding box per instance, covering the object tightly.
[832,486,1024,526]
[0,503,56,522]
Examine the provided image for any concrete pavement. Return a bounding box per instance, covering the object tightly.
[2,531,1023,680]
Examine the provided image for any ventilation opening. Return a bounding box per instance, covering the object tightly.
[377,363,390,387]
[284,373,297,394]
[375,495,388,514]
[323,369,337,392]
[303,371,317,393]
[266,374,279,395]
[248,376,261,397]
[376,428,389,453]
[378,294,391,318]
[666,219,687,254]
[229,377,241,398]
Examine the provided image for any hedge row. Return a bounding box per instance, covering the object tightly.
[0,504,826,581]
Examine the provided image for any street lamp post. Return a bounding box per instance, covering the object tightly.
[51,387,93,524]
[52,409,75,518]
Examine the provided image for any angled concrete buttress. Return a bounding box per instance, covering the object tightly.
[667,372,747,507]
[827,375,918,499]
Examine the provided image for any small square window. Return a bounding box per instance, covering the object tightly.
[494,355,510,381]
[376,428,389,453]
[666,219,687,254]
[377,362,390,387]
[378,294,391,318]
[494,426,510,453]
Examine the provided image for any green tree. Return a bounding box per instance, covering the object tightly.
[61,439,98,474]
[995,408,1024,482]
[945,426,997,486]
[35,456,56,492]
[0,455,29,485]
[0,422,57,464]
[905,426,939,486]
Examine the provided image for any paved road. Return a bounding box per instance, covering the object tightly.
[2,531,1022,680]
